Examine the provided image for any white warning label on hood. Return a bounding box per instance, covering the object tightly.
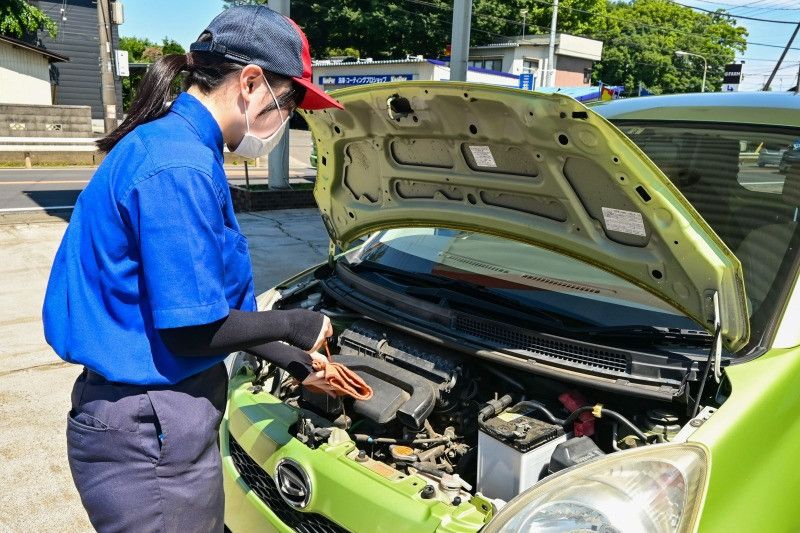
[601,207,647,236]
[469,145,497,167]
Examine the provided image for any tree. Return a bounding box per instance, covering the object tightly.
[221,0,604,61]
[0,0,57,39]
[588,0,747,94]
[161,37,186,56]
[118,36,186,111]
[224,0,747,94]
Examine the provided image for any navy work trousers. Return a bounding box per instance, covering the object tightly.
[66,362,228,533]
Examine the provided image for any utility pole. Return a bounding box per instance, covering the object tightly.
[97,0,118,133]
[450,0,473,81]
[764,21,800,91]
[547,0,559,88]
[268,0,291,189]
[521,9,528,40]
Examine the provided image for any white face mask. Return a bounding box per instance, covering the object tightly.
[231,77,290,159]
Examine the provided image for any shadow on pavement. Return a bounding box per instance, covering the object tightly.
[23,190,80,222]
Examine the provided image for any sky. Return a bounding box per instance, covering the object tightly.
[678,0,800,91]
[119,0,225,51]
[117,0,800,92]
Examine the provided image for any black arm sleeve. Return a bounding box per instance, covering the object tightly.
[159,308,324,369]
[245,341,314,381]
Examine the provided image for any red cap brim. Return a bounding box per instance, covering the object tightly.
[293,76,344,110]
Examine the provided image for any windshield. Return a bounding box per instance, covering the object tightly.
[344,228,702,333]
[612,120,800,350]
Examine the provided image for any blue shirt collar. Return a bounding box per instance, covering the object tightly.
[169,92,224,157]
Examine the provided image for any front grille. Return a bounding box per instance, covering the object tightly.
[454,313,629,373]
[228,436,349,533]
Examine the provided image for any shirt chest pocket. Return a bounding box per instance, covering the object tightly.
[222,226,255,308]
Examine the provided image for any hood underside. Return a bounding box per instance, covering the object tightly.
[301,81,749,352]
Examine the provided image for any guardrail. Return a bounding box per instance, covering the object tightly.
[0,137,98,152]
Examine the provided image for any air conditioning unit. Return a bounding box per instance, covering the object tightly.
[111,1,125,25]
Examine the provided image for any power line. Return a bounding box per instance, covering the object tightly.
[672,1,800,23]
[396,0,792,78]
[689,0,800,13]
[521,0,799,52]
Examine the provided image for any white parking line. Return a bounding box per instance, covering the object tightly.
[0,205,75,213]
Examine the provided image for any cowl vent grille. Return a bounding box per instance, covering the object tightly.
[454,313,629,373]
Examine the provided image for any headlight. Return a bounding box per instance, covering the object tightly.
[483,443,709,533]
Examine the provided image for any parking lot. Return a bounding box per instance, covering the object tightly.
[0,209,329,531]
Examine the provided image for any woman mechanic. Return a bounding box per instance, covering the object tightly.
[42,6,342,532]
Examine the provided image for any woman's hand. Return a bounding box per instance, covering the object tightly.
[307,315,333,354]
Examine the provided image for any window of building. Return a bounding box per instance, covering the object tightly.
[584,67,593,84]
[467,58,503,71]
[522,59,540,73]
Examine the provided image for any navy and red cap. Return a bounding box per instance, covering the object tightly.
[189,5,343,110]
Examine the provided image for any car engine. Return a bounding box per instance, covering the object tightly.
[248,283,713,506]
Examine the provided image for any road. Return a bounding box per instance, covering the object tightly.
[0,129,316,212]
[0,146,788,211]
[738,162,787,193]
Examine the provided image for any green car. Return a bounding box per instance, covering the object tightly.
[222,83,800,533]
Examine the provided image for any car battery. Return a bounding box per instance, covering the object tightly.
[477,404,567,502]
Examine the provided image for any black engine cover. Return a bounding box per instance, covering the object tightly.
[329,320,464,427]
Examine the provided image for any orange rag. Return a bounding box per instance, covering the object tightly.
[306,359,374,401]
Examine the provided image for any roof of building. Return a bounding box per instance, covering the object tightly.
[0,34,69,62]
[471,33,602,50]
[312,57,428,67]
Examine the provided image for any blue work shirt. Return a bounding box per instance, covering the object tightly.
[43,93,256,385]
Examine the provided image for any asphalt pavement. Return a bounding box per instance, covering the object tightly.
[0,208,330,532]
[0,129,316,212]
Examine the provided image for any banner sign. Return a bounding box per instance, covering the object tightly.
[319,74,414,86]
[518,73,535,90]
[723,63,742,92]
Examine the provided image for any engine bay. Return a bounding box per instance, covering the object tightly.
[245,276,719,506]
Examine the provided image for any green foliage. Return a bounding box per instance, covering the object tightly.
[471,0,608,42]
[212,0,747,94]
[161,37,186,56]
[118,35,186,111]
[325,47,361,59]
[0,0,58,39]
[592,0,747,94]
[119,36,155,62]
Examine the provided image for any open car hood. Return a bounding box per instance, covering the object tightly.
[301,81,749,352]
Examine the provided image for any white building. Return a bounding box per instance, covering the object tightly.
[311,33,603,92]
[468,34,603,87]
[313,56,520,92]
[0,35,68,105]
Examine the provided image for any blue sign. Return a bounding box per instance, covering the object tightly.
[319,74,414,86]
[519,73,536,90]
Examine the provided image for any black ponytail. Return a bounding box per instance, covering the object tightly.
[98,54,192,152]
[97,32,306,153]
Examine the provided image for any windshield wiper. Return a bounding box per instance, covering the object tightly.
[345,261,572,328]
